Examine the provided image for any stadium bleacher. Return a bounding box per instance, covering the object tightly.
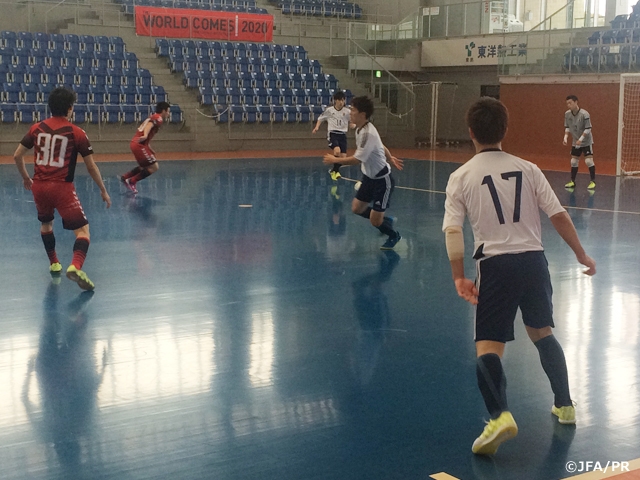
[115,0,269,15]
[273,0,362,18]
[156,38,351,124]
[0,31,183,125]
[563,1,640,72]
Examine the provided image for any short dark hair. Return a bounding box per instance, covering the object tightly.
[350,96,374,119]
[566,95,578,102]
[156,101,170,113]
[48,87,76,117]
[333,91,345,101]
[466,97,509,145]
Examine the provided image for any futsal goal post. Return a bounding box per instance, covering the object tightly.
[617,73,640,176]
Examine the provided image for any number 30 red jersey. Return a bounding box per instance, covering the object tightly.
[20,117,93,183]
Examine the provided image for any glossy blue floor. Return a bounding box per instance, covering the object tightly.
[1,157,639,480]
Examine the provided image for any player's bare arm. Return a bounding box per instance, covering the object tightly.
[383,146,404,171]
[445,225,479,305]
[83,154,112,208]
[312,119,323,134]
[549,211,596,275]
[563,128,570,146]
[13,143,33,191]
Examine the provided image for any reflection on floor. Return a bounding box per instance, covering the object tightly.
[1,157,638,480]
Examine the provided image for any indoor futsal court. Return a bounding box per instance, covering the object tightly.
[1,154,640,480]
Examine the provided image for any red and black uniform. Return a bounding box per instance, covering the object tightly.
[21,117,93,230]
[130,113,163,167]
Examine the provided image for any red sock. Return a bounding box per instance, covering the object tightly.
[41,231,59,264]
[72,237,90,269]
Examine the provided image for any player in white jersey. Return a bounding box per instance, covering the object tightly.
[323,96,404,250]
[313,91,352,181]
[442,97,596,456]
[563,95,596,190]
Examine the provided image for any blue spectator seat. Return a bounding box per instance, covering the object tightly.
[1,103,17,122]
[151,85,166,103]
[272,105,285,123]
[229,104,244,122]
[284,105,297,122]
[21,83,38,103]
[104,104,121,123]
[297,105,311,122]
[169,104,183,123]
[214,104,228,123]
[120,105,142,123]
[257,104,271,123]
[17,104,37,123]
[2,82,20,102]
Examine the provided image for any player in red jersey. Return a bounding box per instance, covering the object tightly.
[119,102,171,195]
[13,87,111,291]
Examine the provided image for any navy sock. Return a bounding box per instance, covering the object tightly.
[588,165,595,181]
[377,217,397,237]
[534,335,572,408]
[477,353,508,419]
[570,166,578,181]
[358,207,372,220]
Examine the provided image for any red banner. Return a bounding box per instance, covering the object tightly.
[135,6,273,42]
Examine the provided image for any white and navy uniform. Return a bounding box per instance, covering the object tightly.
[442,149,566,342]
[317,106,350,153]
[354,122,394,212]
[565,108,593,157]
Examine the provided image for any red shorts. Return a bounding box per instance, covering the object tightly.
[130,141,157,167]
[31,180,88,230]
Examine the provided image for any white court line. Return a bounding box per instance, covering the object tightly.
[341,177,640,216]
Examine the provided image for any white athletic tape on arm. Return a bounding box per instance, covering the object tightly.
[445,226,464,261]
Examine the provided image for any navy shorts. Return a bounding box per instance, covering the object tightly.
[328,132,347,154]
[570,145,593,157]
[355,174,394,212]
[475,251,554,343]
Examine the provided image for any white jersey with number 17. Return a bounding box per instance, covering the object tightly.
[442,150,566,258]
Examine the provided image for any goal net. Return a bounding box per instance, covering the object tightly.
[617,73,640,175]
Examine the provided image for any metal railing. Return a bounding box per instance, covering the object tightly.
[496,0,620,76]
[342,0,609,42]
[346,39,415,133]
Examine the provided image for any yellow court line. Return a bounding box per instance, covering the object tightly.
[429,473,461,480]
[560,457,640,479]
[341,177,640,216]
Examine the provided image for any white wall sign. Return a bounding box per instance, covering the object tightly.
[421,36,534,67]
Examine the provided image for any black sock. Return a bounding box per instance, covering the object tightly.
[377,217,397,237]
[477,353,508,419]
[534,335,572,408]
[125,166,143,179]
[358,207,372,220]
[570,166,578,181]
[588,165,595,181]
[332,163,342,173]
[131,167,152,184]
[41,231,59,264]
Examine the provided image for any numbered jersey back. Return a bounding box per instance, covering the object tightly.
[443,150,565,257]
[21,117,93,183]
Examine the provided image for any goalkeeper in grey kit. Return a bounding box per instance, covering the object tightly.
[563,95,596,190]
